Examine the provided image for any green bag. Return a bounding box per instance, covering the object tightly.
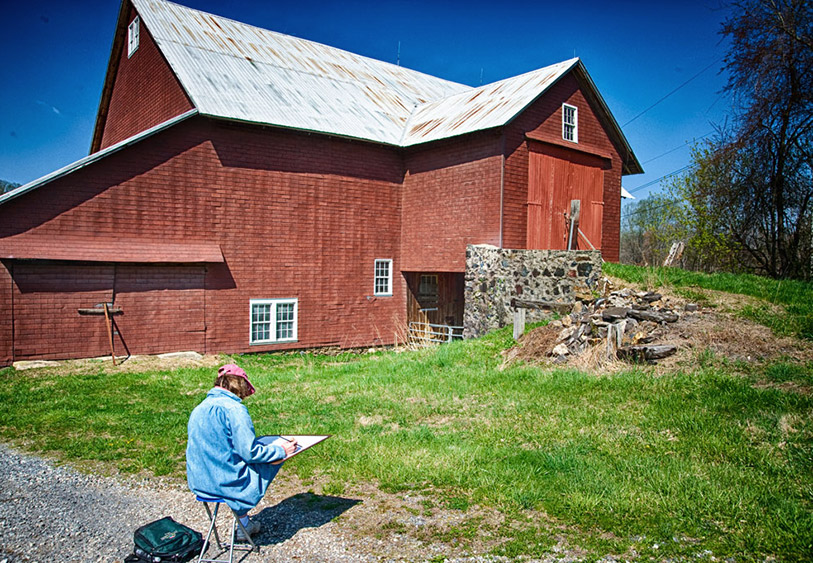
[127,517,204,563]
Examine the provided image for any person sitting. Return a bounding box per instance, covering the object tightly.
[186,363,297,539]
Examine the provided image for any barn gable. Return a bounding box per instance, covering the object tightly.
[93,1,194,151]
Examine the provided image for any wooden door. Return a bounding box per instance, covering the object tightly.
[405,272,464,327]
[527,150,604,250]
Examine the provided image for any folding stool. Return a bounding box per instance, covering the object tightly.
[195,495,258,563]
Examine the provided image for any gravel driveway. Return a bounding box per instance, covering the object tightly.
[0,445,532,563]
[0,444,390,563]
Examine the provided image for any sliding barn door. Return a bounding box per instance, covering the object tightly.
[527,150,604,250]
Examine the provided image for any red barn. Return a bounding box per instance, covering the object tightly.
[0,0,642,365]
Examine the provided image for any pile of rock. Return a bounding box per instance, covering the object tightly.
[543,284,697,364]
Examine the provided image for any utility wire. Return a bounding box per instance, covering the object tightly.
[621,199,679,219]
[622,57,722,128]
[641,131,714,165]
[625,164,693,195]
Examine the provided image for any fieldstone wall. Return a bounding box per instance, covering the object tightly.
[463,244,602,338]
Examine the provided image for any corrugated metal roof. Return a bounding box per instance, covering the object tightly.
[402,59,578,146]
[133,0,470,145]
[128,0,640,163]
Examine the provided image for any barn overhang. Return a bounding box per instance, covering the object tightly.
[0,235,223,264]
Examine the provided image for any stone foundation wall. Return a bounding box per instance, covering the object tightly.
[463,245,602,338]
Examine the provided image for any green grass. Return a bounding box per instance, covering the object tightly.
[605,262,813,340]
[1,331,811,560]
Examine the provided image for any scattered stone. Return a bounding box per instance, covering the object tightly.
[552,343,570,356]
[511,283,693,366]
[627,309,679,323]
[602,307,629,322]
[685,303,699,312]
[618,345,678,361]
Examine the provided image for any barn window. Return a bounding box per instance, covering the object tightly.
[418,274,438,302]
[250,298,297,344]
[562,103,578,142]
[374,259,392,296]
[127,16,140,58]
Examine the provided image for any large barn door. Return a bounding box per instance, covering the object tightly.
[11,263,115,360]
[10,262,205,361]
[527,149,605,250]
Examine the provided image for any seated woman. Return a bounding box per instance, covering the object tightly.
[186,364,297,538]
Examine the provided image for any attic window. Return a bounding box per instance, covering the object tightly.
[127,16,140,58]
[562,103,578,143]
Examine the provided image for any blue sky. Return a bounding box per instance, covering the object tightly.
[0,0,732,203]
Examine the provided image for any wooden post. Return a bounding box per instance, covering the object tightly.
[103,302,116,366]
[567,200,581,250]
[513,308,526,340]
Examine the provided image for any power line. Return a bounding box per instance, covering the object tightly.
[641,131,714,165]
[621,199,678,219]
[622,57,722,128]
[625,164,693,195]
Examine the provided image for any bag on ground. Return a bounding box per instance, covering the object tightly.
[125,516,204,563]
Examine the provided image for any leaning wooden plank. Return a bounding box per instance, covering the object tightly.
[103,303,116,366]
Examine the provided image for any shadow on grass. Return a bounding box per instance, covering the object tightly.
[253,492,360,545]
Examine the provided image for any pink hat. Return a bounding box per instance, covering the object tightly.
[218,363,255,396]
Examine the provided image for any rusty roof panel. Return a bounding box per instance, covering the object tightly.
[133,0,469,145]
[131,2,597,149]
[402,60,577,145]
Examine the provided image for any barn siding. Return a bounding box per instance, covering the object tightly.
[502,73,623,262]
[401,132,503,272]
[0,117,405,362]
[0,263,12,365]
[98,4,194,151]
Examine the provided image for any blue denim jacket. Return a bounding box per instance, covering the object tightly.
[186,387,285,514]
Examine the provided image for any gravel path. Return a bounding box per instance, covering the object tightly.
[0,444,382,563]
[0,445,531,563]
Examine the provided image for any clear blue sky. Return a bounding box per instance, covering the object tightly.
[0,0,732,203]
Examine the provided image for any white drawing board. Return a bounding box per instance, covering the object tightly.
[257,434,330,461]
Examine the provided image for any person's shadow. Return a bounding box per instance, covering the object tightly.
[252,492,360,545]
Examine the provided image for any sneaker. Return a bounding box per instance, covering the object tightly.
[236,518,261,541]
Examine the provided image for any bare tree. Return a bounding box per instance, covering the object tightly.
[673,0,813,279]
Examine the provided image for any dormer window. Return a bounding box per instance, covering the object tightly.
[562,103,578,142]
[127,16,140,58]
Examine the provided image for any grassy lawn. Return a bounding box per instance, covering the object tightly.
[604,262,813,340]
[1,323,811,560]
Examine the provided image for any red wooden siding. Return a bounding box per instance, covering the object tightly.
[0,116,405,362]
[527,150,604,250]
[401,132,502,272]
[10,263,113,360]
[501,73,624,261]
[0,264,14,365]
[98,4,193,150]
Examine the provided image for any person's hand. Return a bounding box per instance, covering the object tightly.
[281,438,298,457]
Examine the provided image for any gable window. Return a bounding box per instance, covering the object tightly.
[127,16,140,58]
[374,259,392,296]
[562,103,578,142]
[250,298,297,344]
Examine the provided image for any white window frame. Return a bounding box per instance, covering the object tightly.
[127,16,140,58]
[562,103,578,143]
[249,298,298,345]
[374,259,393,296]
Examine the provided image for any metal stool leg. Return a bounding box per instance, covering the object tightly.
[195,496,258,563]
